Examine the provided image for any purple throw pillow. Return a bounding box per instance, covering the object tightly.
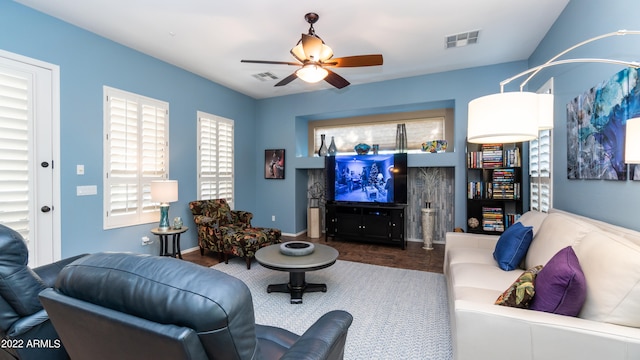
[530,246,586,316]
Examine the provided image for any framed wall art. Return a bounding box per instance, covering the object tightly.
[566,67,640,181]
[264,149,285,179]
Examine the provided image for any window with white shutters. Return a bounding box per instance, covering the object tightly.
[0,69,30,239]
[104,87,168,229]
[530,129,552,212]
[530,79,553,213]
[197,111,234,208]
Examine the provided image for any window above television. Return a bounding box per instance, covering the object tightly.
[308,108,454,155]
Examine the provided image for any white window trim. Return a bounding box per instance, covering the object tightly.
[197,111,234,208]
[530,78,553,213]
[103,86,169,229]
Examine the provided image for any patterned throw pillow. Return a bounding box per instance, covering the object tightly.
[495,265,544,308]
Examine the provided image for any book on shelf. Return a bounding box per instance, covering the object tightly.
[481,206,504,232]
[481,144,503,168]
[492,183,521,199]
[467,151,483,168]
[505,213,522,227]
[503,147,521,167]
[468,144,521,169]
[467,182,482,199]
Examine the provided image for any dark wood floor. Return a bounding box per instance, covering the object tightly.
[182,235,445,274]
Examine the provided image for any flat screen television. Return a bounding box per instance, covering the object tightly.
[325,153,407,205]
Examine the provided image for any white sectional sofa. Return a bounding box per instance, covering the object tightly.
[444,209,640,360]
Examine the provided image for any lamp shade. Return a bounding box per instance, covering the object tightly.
[296,64,329,83]
[538,93,554,130]
[625,117,640,163]
[150,180,178,203]
[468,92,540,143]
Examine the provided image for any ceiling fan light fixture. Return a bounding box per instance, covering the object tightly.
[296,64,328,83]
[291,38,333,62]
[318,44,334,61]
[291,42,306,62]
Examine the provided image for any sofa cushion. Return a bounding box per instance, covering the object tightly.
[573,231,640,327]
[530,246,586,316]
[495,265,543,308]
[493,222,533,271]
[524,212,598,270]
[516,211,548,237]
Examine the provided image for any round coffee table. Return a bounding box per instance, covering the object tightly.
[255,243,339,304]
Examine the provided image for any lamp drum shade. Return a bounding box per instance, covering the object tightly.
[538,93,555,130]
[625,117,640,164]
[150,180,178,203]
[468,92,540,143]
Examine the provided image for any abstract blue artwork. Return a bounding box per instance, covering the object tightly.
[567,68,640,180]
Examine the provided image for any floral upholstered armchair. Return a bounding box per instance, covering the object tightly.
[189,199,252,257]
[189,199,281,269]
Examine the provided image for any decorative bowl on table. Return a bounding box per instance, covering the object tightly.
[421,140,448,153]
[354,143,371,155]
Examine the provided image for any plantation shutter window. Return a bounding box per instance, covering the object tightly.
[0,69,30,240]
[198,112,234,208]
[530,129,552,212]
[104,87,169,229]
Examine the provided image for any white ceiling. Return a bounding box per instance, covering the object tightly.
[15,0,569,99]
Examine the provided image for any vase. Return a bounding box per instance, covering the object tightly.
[421,207,435,250]
[328,136,337,156]
[354,143,371,155]
[395,124,407,153]
[317,134,328,157]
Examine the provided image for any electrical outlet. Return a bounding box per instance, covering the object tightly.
[272,215,276,221]
[141,236,152,246]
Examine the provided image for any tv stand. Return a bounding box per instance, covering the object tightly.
[324,203,406,249]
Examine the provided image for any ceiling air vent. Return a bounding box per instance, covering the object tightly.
[446,30,480,48]
[252,72,279,81]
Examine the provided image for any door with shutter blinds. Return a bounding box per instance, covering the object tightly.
[0,51,59,267]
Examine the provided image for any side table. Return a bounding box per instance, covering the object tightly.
[150,227,188,259]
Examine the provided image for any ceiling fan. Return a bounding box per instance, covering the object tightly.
[241,12,383,89]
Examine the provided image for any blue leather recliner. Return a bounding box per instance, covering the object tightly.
[0,224,86,360]
[39,252,353,360]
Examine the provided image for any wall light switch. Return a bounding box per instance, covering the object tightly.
[76,164,85,175]
[76,185,97,196]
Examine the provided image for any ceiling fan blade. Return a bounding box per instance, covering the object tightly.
[241,60,300,66]
[325,55,384,67]
[324,69,350,89]
[274,73,299,87]
[301,34,324,61]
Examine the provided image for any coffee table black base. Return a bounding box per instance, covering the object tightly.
[267,272,327,304]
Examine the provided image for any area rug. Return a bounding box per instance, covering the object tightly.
[213,258,453,360]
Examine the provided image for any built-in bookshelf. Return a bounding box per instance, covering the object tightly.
[466,143,523,235]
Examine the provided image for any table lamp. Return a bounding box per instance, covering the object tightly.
[150,180,178,231]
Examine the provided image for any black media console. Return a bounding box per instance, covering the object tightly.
[324,203,406,249]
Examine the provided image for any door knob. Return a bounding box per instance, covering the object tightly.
[41,206,51,213]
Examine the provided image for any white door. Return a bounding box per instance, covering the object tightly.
[0,50,60,267]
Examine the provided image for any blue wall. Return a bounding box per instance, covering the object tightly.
[3,0,639,258]
[527,0,640,229]
[0,2,257,257]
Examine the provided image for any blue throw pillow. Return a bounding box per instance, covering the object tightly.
[493,222,534,271]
